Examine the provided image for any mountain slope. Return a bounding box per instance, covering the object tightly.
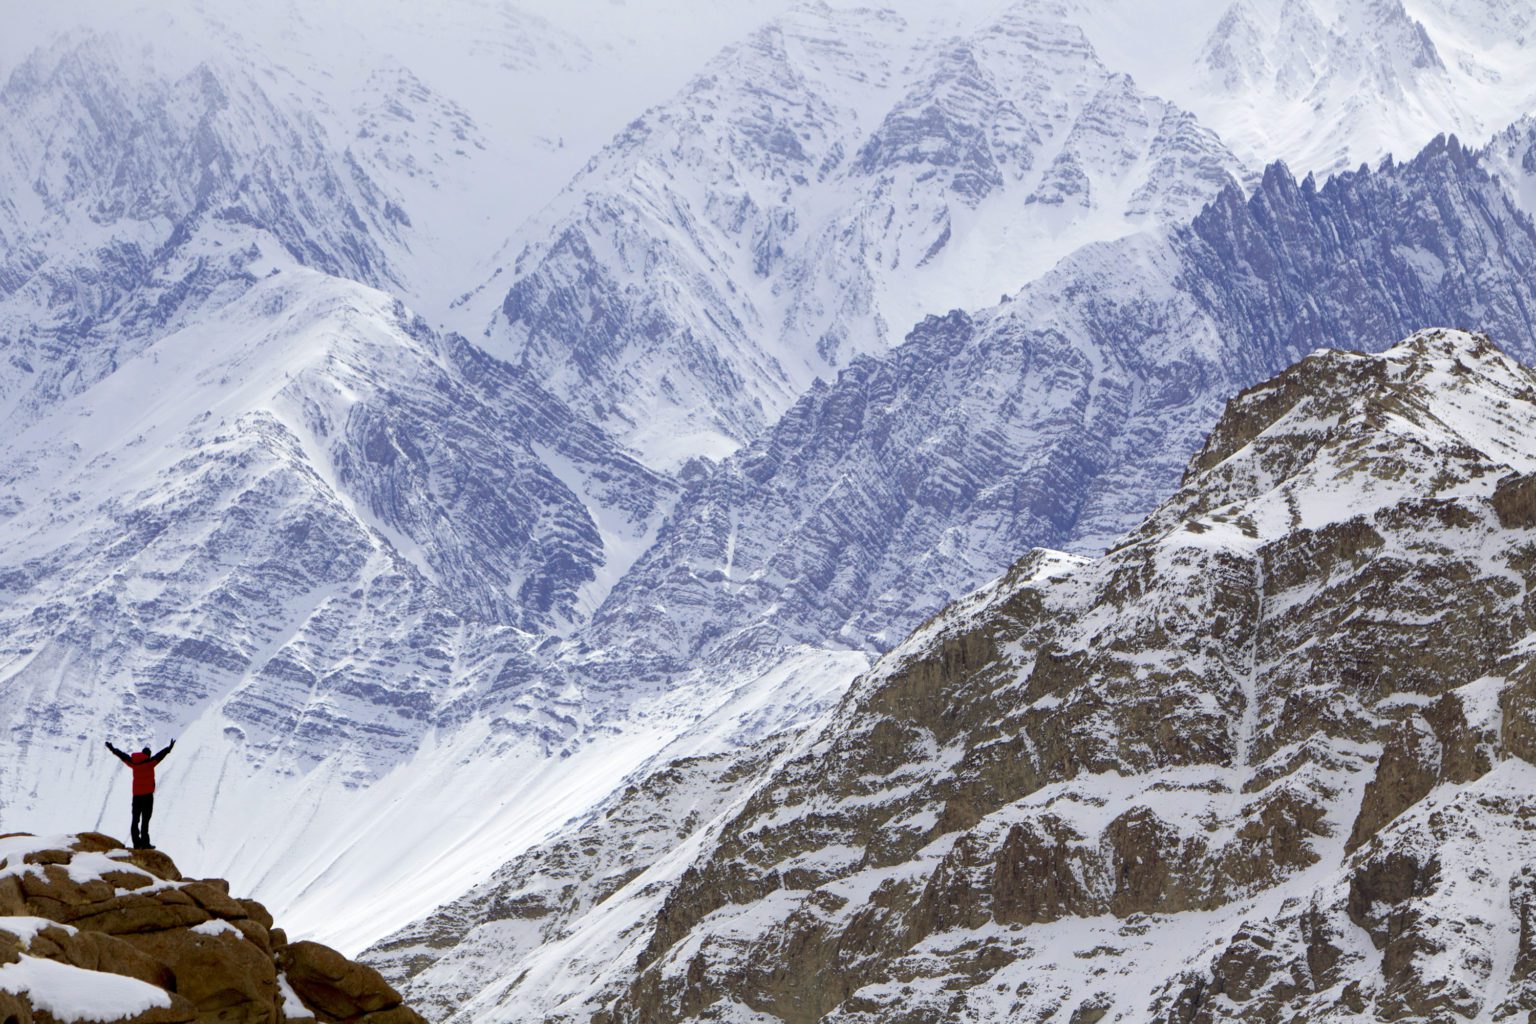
[0,34,409,437]
[486,1,1246,467]
[500,329,1536,1023]
[575,130,1536,694]
[0,263,683,951]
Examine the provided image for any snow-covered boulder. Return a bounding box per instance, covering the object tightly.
[0,833,423,1024]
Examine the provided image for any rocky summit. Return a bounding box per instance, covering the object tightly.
[0,833,425,1024]
[381,328,1536,1022]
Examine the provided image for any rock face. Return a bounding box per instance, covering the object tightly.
[365,740,796,1023]
[405,329,1536,1022]
[0,832,424,1024]
[581,129,1536,692]
[488,2,1245,466]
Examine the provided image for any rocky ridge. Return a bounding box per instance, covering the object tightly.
[381,329,1536,1022]
[488,1,1246,466]
[594,328,1536,1022]
[0,832,424,1024]
[365,740,796,1023]
[576,129,1536,698]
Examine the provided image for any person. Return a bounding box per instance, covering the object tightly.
[104,739,175,849]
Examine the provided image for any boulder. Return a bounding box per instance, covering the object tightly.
[127,927,279,1024]
[0,989,33,1024]
[276,942,425,1023]
[24,924,174,990]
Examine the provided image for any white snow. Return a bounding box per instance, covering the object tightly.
[190,919,242,938]
[0,956,173,1022]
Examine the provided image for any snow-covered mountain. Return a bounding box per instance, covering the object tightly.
[486,1,1248,466]
[1078,0,1536,179]
[482,0,1536,470]
[573,131,1536,694]
[378,329,1536,1022]
[7,0,1536,989]
[0,33,405,436]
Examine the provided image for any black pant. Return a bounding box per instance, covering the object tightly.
[131,793,154,848]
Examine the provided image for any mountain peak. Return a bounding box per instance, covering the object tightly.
[1146,328,1536,551]
[569,328,1536,1021]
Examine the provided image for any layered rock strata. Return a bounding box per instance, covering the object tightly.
[389,329,1536,1022]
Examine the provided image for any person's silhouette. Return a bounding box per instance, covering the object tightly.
[105,739,175,849]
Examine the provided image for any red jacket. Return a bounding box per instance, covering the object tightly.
[109,743,173,795]
[128,751,158,795]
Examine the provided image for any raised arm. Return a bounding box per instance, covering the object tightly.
[103,742,131,765]
[151,739,175,764]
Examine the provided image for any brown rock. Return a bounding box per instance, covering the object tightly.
[1107,807,1197,917]
[991,816,1088,926]
[232,918,274,955]
[182,881,249,920]
[1502,661,1536,765]
[26,925,175,990]
[62,887,212,935]
[0,989,34,1024]
[1345,717,1439,852]
[277,941,424,1023]
[1491,471,1536,529]
[70,833,127,855]
[238,899,275,932]
[1299,900,1344,993]
[0,928,21,966]
[1346,851,1441,940]
[19,862,115,907]
[101,870,157,892]
[124,848,182,882]
[909,836,989,938]
[21,850,71,868]
[127,927,280,1024]
[1347,692,1494,852]
[0,876,24,916]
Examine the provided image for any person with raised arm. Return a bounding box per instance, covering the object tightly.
[104,738,176,849]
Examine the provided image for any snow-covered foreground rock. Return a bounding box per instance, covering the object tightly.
[379,329,1536,1022]
[0,831,425,1024]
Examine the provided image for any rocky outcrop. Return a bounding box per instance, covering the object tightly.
[0,833,424,1024]
[566,331,1536,1023]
